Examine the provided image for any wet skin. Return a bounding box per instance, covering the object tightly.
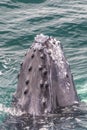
[13,34,79,116]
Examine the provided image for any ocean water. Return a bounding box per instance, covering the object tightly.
[0,0,87,129]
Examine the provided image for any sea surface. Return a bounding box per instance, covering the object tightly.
[0,0,87,129]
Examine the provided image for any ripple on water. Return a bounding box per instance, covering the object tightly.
[0,0,87,129]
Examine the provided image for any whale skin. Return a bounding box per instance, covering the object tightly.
[13,34,79,116]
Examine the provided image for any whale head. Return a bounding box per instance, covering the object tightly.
[13,34,79,115]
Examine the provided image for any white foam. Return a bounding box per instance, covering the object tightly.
[0,103,24,116]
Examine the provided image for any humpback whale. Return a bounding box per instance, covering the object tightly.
[12,34,79,116]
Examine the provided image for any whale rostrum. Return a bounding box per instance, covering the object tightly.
[13,34,79,115]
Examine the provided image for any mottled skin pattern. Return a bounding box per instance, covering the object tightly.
[13,34,79,116]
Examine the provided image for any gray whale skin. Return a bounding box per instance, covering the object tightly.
[13,34,79,116]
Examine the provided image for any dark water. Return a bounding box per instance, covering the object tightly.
[0,0,87,129]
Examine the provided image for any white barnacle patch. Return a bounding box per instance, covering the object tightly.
[33,34,50,51]
[67,82,70,86]
[35,34,49,44]
[33,42,42,50]
[66,86,70,91]
[42,97,47,104]
[44,109,48,114]
[48,37,67,79]
[55,39,60,45]
[49,37,54,44]
[66,82,70,92]
[64,72,67,77]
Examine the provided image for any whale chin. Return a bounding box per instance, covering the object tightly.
[12,34,79,116]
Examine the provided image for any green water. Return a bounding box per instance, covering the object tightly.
[0,0,87,129]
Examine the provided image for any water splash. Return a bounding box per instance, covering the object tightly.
[0,103,24,116]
